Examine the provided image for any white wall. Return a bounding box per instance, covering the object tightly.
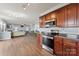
[0,19,6,32]
[29,22,40,33]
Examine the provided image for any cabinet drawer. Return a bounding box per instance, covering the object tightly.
[63,38,77,56]
[63,39,76,47]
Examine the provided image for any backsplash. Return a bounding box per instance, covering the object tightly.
[38,27,79,34]
[59,28,79,34]
[38,27,59,33]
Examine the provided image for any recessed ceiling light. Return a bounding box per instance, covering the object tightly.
[24,7,26,10]
[23,3,30,10]
[27,3,30,6]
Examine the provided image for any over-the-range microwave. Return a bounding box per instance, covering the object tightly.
[44,19,56,28]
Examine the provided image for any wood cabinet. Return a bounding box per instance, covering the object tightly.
[56,4,77,27]
[76,4,79,26]
[51,12,56,19]
[56,7,67,27]
[54,36,63,55]
[45,12,56,21]
[45,13,51,21]
[39,16,45,28]
[63,38,76,56]
[37,33,42,48]
[67,4,77,27]
[39,4,79,28]
[54,36,77,56]
[76,42,79,55]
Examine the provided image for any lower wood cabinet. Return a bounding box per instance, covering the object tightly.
[63,39,76,56]
[76,42,79,56]
[54,36,77,56]
[54,36,63,55]
[37,33,42,48]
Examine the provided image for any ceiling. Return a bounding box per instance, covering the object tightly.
[0,3,62,25]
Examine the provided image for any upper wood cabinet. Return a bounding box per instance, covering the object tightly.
[51,12,56,19]
[56,7,67,27]
[56,4,77,27]
[39,3,78,28]
[67,4,77,27]
[76,4,79,26]
[45,13,51,21]
[39,16,45,28]
[45,12,56,22]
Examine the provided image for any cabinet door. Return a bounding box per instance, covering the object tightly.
[67,4,77,27]
[77,4,79,26]
[54,36,63,55]
[56,7,67,27]
[51,12,56,19]
[76,42,79,56]
[63,39,76,56]
[37,33,42,48]
[39,16,45,28]
[45,13,51,21]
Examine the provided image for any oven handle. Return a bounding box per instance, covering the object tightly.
[42,35,53,40]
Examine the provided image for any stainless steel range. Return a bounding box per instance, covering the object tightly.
[42,30,59,54]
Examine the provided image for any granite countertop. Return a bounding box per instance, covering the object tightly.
[57,36,79,41]
[56,33,79,41]
[59,32,79,35]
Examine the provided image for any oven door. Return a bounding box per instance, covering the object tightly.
[42,36,54,49]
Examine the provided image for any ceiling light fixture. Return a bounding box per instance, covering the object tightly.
[27,3,30,6]
[23,3,30,10]
[24,7,26,10]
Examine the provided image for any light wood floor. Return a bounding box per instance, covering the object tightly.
[0,33,52,56]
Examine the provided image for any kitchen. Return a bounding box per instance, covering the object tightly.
[37,3,79,56]
[0,3,78,56]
